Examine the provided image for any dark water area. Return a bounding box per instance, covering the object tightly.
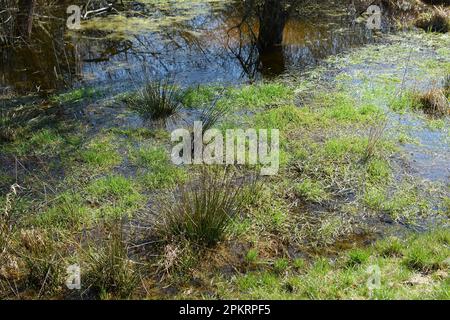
[0,0,382,95]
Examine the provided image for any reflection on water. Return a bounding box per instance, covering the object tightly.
[0,0,379,94]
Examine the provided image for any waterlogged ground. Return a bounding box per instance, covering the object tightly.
[0,7,449,300]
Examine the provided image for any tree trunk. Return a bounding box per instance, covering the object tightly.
[257,0,289,51]
[16,0,36,38]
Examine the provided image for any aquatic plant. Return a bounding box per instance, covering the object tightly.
[128,79,182,121]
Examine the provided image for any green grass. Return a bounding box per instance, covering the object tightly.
[33,192,92,230]
[254,105,317,131]
[51,87,99,105]
[323,136,367,158]
[245,249,259,264]
[131,146,186,190]
[153,169,245,247]
[14,128,64,156]
[86,175,143,219]
[294,178,329,203]
[78,135,121,170]
[183,83,293,111]
[366,158,391,183]
[84,224,138,299]
[182,85,223,108]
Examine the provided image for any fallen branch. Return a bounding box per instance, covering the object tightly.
[83,4,113,19]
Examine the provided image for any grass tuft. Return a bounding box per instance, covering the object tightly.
[414,88,449,118]
[85,222,138,299]
[128,79,182,120]
[154,168,245,247]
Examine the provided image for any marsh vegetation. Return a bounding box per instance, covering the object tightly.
[0,0,449,300]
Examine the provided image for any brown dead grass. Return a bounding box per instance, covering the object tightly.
[416,87,449,117]
[415,6,449,33]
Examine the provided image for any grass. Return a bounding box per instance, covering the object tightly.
[78,135,121,170]
[1,108,24,142]
[294,178,329,203]
[1,24,449,300]
[415,6,449,33]
[182,83,293,110]
[34,192,92,230]
[414,88,449,118]
[153,168,245,247]
[50,87,99,105]
[17,229,66,296]
[214,229,450,300]
[128,79,182,120]
[131,146,186,190]
[84,222,138,299]
[86,175,143,219]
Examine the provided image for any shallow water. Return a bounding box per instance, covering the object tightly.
[0,0,377,94]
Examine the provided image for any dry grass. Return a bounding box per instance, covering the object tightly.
[415,87,449,117]
[444,74,450,98]
[415,6,449,33]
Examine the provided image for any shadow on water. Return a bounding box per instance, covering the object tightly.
[0,0,381,95]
